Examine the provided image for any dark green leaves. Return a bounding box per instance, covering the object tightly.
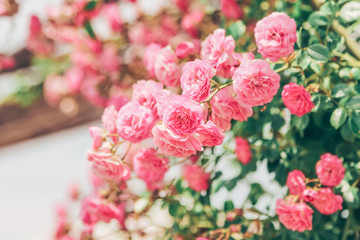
[346,96,360,110]
[307,44,330,61]
[348,112,360,138]
[84,21,96,39]
[332,84,350,98]
[309,12,328,27]
[85,1,97,11]
[330,108,347,129]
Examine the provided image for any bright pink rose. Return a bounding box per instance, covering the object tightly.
[175,0,191,12]
[163,95,203,135]
[316,153,345,187]
[176,41,199,59]
[200,29,235,70]
[216,52,254,78]
[0,55,15,71]
[235,137,252,164]
[144,43,162,78]
[211,87,253,130]
[302,189,318,203]
[116,102,155,143]
[276,198,313,232]
[154,46,181,87]
[196,120,224,147]
[133,148,169,190]
[181,59,215,102]
[282,83,315,117]
[153,124,203,158]
[312,188,343,215]
[221,0,243,20]
[254,12,297,62]
[132,80,164,119]
[233,59,280,107]
[89,126,103,149]
[181,10,204,37]
[286,170,306,195]
[0,0,18,16]
[80,197,126,229]
[184,165,210,192]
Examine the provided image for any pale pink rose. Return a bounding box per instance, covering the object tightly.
[80,74,108,107]
[216,52,254,78]
[302,189,318,203]
[233,59,280,107]
[175,41,199,59]
[276,198,313,232]
[175,0,191,12]
[91,155,131,182]
[235,137,252,164]
[181,59,215,102]
[254,12,297,62]
[80,197,126,229]
[99,44,121,73]
[282,83,315,117]
[27,15,55,56]
[0,0,18,16]
[220,0,243,20]
[184,165,210,192]
[316,153,345,187]
[133,148,169,190]
[154,46,181,87]
[196,120,224,147]
[211,87,253,130]
[102,105,117,134]
[106,95,129,111]
[163,95,203,135]
[286,170,306,196]
[144,43,162,77]
[43,75,68,106]
[89,126,103,149]
[128,22,153,45]
[181,10,204,37]
[200,29,235,70]
[155,89,172,119]
[153,124,203,158]
[132,80,164,119]
[103,3,123,32]
[116,102,155,143]
[64,67,84,94]
[312,188,343,215]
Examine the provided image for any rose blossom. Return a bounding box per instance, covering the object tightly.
[312,188,343,215]
[220,0,243,20]
[102,105,117,134]
[80,197,126,229]
[175,0,191,12]
[282,83,315,117]
[276,198,313,232]
[144,43,162,78]
[175,41,199,59]
[196,120,224,147]
[133,148,169,190]
[43,75,68,106]
[211,87,253,130]
[163,95,203,135]
[89,126,103,149]
[106,95,129,111]
[27,15,55,56]
[201,29,235,70]
[180,59,215,102]
[116,102,155,143]
[302,188,318,203]
[232,59,280,107]
[153,124,203,158]
[316,153,345,187]
[235,137,252,164]
[254,12,297,62]
[181,10,204,38]
[132,80,164,118]
[184,165,210,192]
[216,52,255,79]
[154,46,181,87]
[286,170,306,196]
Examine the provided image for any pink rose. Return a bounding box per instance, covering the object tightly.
[163,95,203,135]
[89,126,103,149]
[175,41,199,59]
[282,83,315,117]
[27,15,55,56]
[216,52,254,78]
[184,165,210,192]
[302,188,318,203]
[99,44,122,73]
[43,75,68,106]
[196,238,210,240]
[102,105,117,134]
[200,29,235,70]
[116,102,155,143]
[0,0,18,16]
[80,197,126,229]
[106,95,129,111]
[133,148,169,190]
[254,12,297,62]
[64,67,84,94]
[235,137,252,164]
[181,10,204,37]
[155,89,172,119]
[181,59,215,102]
[276,198,313,232]
[286,170,306,195]
[154,46,181,87]
[153,124,203,158]
[103,3,123,32]
[132,80,164,119]
[312,188,343,215]
[211,87,253,130]
[220,0,243,20]
[232,59,280,107]
[196,120,224,147]
[316,153,345,187]
[0,55,15,71]
[175,0,191,12]
[144,43,162,78]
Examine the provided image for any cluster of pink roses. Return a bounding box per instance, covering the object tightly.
[276,153,345,232]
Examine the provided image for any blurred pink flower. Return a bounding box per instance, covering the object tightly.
[154,46,181,87]
[184,165,210,192]
[235,137,252,164]
[220,0,243,20]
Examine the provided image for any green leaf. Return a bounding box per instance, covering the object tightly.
[309,12,328,27]
[341,121,355,142]
[330,108,347,129]
[292,115,310,131]
[346,96,360,110]
[225,179,238,191]
[331,83,350,98]
[296,27,303,48]
[348,112,360,138]
[226,21,246,40]
[84,21,96,39]
[307,44,330,61]
[224,200,235,212]
[85,1,97,11]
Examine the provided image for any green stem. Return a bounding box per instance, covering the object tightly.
[203,82,233,103]
[341,208,352,240]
